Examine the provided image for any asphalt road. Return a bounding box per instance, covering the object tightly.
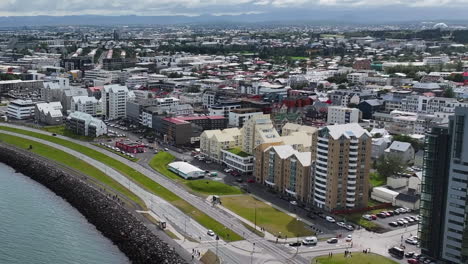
[1,124,309,264]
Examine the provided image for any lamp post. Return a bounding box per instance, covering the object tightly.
[254,200,257,231]
[250,242,256,264]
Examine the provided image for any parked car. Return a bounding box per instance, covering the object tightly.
[247,178,255,183]
[389,222,399,227]
[327,238,338,244]
[407,259,419,264]
[345,224,354,231]
[362,214,373,221]
[377,213,387,218]
[370,214,377,220]
[289,242,301,247]
[207,230,215,236]
[224,168,233,173]
[337,221,346,228]
[405,252,415,258]
[235,178,243,183]
[326,216,336,223]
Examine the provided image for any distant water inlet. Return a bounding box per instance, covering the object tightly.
[0,163,129,264]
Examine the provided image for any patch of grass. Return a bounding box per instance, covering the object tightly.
[42,125,95,141]
[221,195,314,238]
[290,56,308,60]
[241,222,265,238]
[164,230,180,240]
[200,250,220,264]
[0,133,144,208]
[227,147,251,158]
[370,172,386,187]
[0,126,242,242]
[313,253,398,264]
[93,143,138,162]
[150,152,243,195]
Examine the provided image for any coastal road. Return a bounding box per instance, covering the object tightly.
[0,125,308,264]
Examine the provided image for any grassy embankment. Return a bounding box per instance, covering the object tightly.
[149,152,243,196]
[0,126,242,241]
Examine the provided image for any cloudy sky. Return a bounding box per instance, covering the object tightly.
[0,0,466,16]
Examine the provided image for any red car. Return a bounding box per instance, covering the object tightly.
[247,178,255,183]
[370,214,377,220]
[407,259,419,264]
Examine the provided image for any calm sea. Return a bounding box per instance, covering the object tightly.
[0,163,129,264]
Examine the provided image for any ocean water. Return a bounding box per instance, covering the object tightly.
[0,163,129,264]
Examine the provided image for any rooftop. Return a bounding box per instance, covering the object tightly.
[227,147,251,157]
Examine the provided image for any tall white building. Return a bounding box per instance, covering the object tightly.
[101,84,130,120]
[70,96,100,116]
[327,106,361,124]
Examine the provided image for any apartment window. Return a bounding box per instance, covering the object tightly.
[453,115,464,159]
[449,211,465,218]
[448,219,464,226]
[447,236,462,243]
[448,228,463,235]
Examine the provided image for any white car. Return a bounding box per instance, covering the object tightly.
[337,221,346,228]
[345,235,352,242]
[362,214,373,221]
[207,230,215,236]
[224,168,233,173]
[326,216,336,223]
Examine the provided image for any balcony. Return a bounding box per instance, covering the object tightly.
[349,145,359,150]
[347,185,356,191]
[346,197,356,202]
[317,142,329,149]
[346,202,355,208]
[314,192,326,201]
[348,180,357,185]
[285,188,297,196]
[265,179,276,186]
[349,156,358,162]
[314,180,327,190]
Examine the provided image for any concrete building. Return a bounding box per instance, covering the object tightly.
[327,106,361,124]
[101,84,131,120]
[34,102,63,125]
[200,128,242,163]
[313,123,372,211]
[70,96,100,116]
[255,144,313,204]
[66,111,107,137]
[228,108,263,127]
[6,99,36,120]
[221,148,254,174]
[241,114,281,154]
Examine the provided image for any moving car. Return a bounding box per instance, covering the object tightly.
[289,242,301,247]
[327,238,338,244]
[405,252,415,258]
[224,168,233,173]
[326,216,336,223]
[388,246,404,259]
[405,237,418,245]
[207,230,215,236]
[302,236,317,246]
[345,235,352,242]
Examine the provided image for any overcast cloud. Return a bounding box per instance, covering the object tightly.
[0,0,466,16]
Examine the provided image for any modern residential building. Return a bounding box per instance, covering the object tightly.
[70,96,100,116]
[255,144,313,204]
[327,106,361,124]
[228,108,263,127]
[6,99,36,120]
[385,141,415,164]
[200,128,242,163]
[66,111,107,137]
[440,107,468,263]
[34,102,63,125]
[241,114,281,154]
[101,84,131,120]
[221,148,255,174]
[419,125,451,261]
[313,123,372,211]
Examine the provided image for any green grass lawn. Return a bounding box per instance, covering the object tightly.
[290,56,308,60]
[221,195,314,238]
[149,152,243,196]
[0,126,242,242]
[370,172,386,188]
[0,133,144,208]
[41,125,95,141]
[313,253,398,264]
[228,147,251,158]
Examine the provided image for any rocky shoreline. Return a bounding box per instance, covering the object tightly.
[0,144,186,264]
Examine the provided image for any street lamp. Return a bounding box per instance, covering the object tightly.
[254,199,257,231]
[250,242,256,264]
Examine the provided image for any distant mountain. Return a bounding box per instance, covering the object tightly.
[0,7,467,27]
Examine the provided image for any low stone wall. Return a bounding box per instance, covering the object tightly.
[0,144,186,264]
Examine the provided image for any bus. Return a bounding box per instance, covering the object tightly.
[388,246,404,259]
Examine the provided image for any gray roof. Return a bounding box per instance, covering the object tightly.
[362,99,382,106]
[395,193,420,203]
[389,141,412,152]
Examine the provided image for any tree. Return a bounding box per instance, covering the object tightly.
[444,87,455,98]
[338,84,347,90]
[317,83,324,91]
[187,86,200,93]
[373,133,382,138]
[375,155,406,179]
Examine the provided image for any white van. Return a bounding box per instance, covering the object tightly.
[302,236,317,246]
